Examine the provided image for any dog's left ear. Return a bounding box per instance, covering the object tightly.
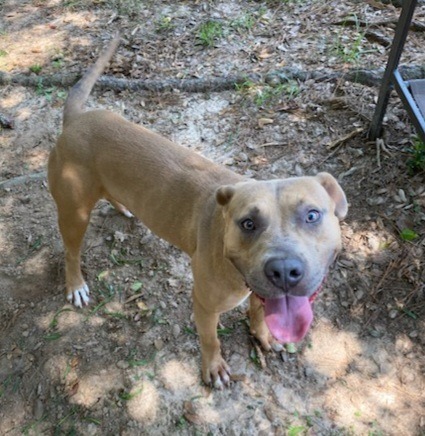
[315,172,348,219]
[216,185,236,206]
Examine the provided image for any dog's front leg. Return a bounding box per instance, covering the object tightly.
[193,295,231,389]
[248,294,283,352]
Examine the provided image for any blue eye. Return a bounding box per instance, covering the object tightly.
[306,210,321,223]
[240,218,256,231]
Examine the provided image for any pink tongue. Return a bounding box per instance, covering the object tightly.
[264,296,313,343]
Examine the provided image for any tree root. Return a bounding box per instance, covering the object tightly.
[1,64,425,93]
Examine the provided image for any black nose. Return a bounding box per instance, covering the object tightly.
[264,258,304,290]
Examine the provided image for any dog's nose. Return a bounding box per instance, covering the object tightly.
[264,258,304,290]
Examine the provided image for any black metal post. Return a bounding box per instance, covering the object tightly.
[369,0,418,140]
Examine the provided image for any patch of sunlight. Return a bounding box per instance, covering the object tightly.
[127,380,159,423]
[36,306,84,331]
[88,314,107,327]
[323,372,421,434]
[0,222,8,255]
[24,247,49,276]
[192,399,222,425]
[159,360,198,392]
[71,368,123,407]
[306,320,424,435]
[303,318,362,379]
[0,90,27,110]
[345,227,395,263]
[25,150,49,172]
[0,27,67,71]
[44,354,68,382]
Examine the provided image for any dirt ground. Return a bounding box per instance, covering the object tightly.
[1,0,424,434]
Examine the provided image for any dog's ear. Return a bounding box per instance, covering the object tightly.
[315,172,348,219]
[216,185,236,206]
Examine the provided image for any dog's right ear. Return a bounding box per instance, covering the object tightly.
[216,185,236,206]
[315,172,348,219]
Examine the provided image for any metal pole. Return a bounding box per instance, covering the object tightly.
[369,0,418,140]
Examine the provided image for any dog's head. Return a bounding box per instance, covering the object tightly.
[216,172,347,343]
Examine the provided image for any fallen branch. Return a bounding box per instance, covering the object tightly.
[0,171,46,190]
[364,30,392,47]
[326,127,365,149]
[1,64,425,93]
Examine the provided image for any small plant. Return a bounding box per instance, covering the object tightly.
[0,50,7,57]
[332,16,366,64]
[407,136,425,173]
[254,82,299,107]
[155,15,174,32]
[29,64,42,74]
[230,13,256,32]
[118,387,142,401]
[110,0,141,16]
[52,58,64,69]
[400,228,419,241]
[287,425,306,436]
[197,20,223,47]
[62,0,85,10]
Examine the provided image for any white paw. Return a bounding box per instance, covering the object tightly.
[67,283,90,308]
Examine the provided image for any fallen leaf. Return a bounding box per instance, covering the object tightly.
[183,401,203,425]
[258,118,274,128]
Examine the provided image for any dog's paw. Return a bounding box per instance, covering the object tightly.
[251,328,283,353]
[67,283,90,308]
[203,357,231,389]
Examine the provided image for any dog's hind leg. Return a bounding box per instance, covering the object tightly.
[48,153,100,307]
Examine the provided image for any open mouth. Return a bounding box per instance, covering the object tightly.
[254,282,323,344]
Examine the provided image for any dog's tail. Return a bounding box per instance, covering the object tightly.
[63,33,121,127]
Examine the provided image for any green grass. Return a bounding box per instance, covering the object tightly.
[29,64,42,74]
[407,136,425,173]
[230,13,256,32]
[197,20,223,47]
[236,79,300,107]
[332,16,366,64]
[16,235,43,265]
[118,387,143,401]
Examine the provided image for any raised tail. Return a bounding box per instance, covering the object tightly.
[63,33,121,127]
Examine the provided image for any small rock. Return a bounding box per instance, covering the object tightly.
[116,360,129,370]
[304,366,314,377]
[271,342,283,352]
[355,290,364,300]
[238,152,248,162]
[400,367,415,384]
[22,331,30,338]
[172,324,181,338]
[389,309,398,319]
[33,399,44,420]
[154,338,164,350]
[409,330,418,338]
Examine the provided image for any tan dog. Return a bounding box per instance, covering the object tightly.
[48,35,348,388]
